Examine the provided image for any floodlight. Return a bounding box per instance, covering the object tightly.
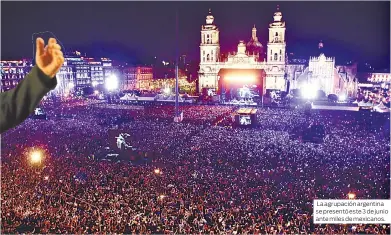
[105,75,119,91]
[301,83,318,99]
[338,94,346,101]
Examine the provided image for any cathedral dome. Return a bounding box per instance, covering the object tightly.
[246,25,263,56]
[246,39,263,50]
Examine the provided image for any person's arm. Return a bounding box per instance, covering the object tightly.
[0,65,57,133]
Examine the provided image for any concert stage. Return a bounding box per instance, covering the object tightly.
[218,69,265,102]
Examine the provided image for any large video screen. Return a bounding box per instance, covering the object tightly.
[218,69,265,98]
[239,115,252,125]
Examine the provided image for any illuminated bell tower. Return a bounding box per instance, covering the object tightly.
[267,5,286,64]
[199,9,220,92]
[266,5,287,91]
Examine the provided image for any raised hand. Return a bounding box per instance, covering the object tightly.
[35,37,65,78]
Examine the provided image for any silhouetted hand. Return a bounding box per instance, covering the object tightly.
[35,37,64,78]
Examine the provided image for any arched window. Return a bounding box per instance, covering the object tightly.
[274,53,278,61]
[207,54,210,62]
[275,32,278,37]
[280,50,282,55]
[279,56,282,61]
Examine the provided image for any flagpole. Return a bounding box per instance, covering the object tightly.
[175,9,179,119]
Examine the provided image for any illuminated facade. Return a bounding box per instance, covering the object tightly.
[0,60,33,92]
[88,59,104,87]
[56,59,75,96]
[335,64,359,97]
[198,7,287,93]
[2,54,127,97]
[132,66,196,93]
[198,8,359,97]
[100,58,120,89]
[308,54,335,95]
[358,72,391,91]
[54,55,119,96]
[123,66,153,90]
[366,72,391,84]
[290,50,359,96]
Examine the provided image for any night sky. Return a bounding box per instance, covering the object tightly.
[1,1,390,69]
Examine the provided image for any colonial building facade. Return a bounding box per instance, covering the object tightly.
[198,7,286,93]
[198,8,358,97]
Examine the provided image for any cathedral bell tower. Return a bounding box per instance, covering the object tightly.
[267,5,286,64]
[265,5,287,91]
[198,9,220,92]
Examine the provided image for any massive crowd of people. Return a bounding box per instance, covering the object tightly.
[1,101,390,234]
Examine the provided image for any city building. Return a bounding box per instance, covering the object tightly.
[129,66,196,94]
[287,40,359,97]
[55,58,75,96]
[87,59,104,87]
[335,63,359,97]
[55,54,120,96]
[0,60,33,92]
[74,56,91,88]
[101,57,121,89]
[355,72,391,104]
[358,72,391,90]
[198,7,359,97]
[122,66,153,91]
[198,7,286,94]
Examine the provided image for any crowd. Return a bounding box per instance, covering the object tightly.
[1,102,390,234]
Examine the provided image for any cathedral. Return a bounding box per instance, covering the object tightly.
[198,7,358,98]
